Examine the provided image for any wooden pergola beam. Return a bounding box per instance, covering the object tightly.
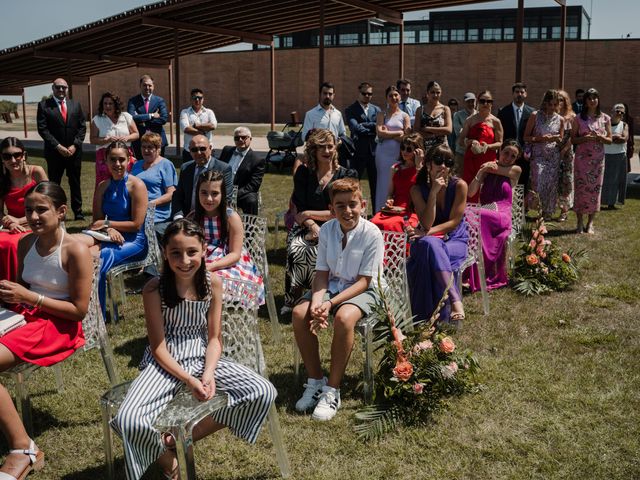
[0,89,23,95]
[141,17,273,46]
[331,0,403,24]
[0,73,90,82]
[34,49,170,67]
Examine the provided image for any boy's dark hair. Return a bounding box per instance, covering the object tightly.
[193,170,229,246]
[320,81,334,92]
[575,88,585,97]
[396,78,412,89]
[160,219,210,308]
[358,82,372,91]
[512,82,527,92]
[329,177,362,201]
[190,88,204,96]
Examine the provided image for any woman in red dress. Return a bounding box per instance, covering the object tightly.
[0,181,93,479]
[0,137,47,281]
[371,133,424,232]
[458,90,503,202]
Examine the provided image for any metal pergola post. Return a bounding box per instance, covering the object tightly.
[557,0,567,89]
[515,0,524,82]
[173,30,180,154]
[399,20,404,79]
[22,89,27,138]
[319,0,325,87]
[270,39,276,131]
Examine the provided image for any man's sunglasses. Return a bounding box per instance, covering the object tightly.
[192,96,204,101]
[53,85,68,90]
[234,135,250,141]
[189,146,208,153]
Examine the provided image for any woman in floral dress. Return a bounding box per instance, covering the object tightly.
[556,90,576,222]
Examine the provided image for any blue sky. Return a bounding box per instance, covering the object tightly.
[2,0,638,101]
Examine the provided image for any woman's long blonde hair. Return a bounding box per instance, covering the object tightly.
[304,128,340,172]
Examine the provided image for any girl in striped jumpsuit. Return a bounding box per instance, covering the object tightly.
[111,219,276,479]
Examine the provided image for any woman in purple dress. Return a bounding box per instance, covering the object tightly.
[406,144,468,325]
[466,140,522,291]
[571,88,612,234]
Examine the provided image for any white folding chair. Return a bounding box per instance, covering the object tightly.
[106,204,161,322]
[2,258,119,435]
[292,230,409,404]
[508,184,525,273]
[100,278,290,479]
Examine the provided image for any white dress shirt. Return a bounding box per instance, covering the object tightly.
[315,217,385,293]
[180,106,218,151]
[399,97,421,126]
[302,104,346,140]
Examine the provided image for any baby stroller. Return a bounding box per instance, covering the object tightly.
[265,112,303,171]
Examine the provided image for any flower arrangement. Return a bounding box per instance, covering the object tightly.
[354,277,479,441]
[512,217,585,296]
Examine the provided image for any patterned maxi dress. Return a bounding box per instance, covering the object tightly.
[558,117,575,212]
[528,112,562,218]
[111,280,276,480]
[202,208,265,305]
[574,114,610,214]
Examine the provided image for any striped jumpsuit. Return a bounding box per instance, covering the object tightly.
[111,290,276,480]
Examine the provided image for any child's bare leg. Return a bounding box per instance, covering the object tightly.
[327,304,361,389]
[292,301,322,379]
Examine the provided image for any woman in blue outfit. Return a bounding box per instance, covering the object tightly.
[406,144,468,324]
[78,141,148,316]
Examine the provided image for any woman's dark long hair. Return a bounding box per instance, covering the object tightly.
[26,181,67,210]
[193,170,228,246]
[0,137,27,198]
[160,219,210,308]
[416,144,454,187]
[397,133,424,165]
[98,91,123,118]
[581,88,601,120]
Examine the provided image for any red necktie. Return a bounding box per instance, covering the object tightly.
[60,100,67,123]
[144,97,149,114]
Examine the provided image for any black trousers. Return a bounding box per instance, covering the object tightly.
[46,149,83,215]
[237,192,259,216]
[353,140,377,206]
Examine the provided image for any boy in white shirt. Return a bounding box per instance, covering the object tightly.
[292,177,384,421]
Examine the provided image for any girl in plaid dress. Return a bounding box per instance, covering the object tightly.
[191,170,265,303]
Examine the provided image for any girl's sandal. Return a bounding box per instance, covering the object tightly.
[448,312,465,330]
[0,440,44,480]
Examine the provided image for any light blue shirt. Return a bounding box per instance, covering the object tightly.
[302,104,346,140]
[399,97,421,126]
[131,158,178,223]
[227,148,248,179]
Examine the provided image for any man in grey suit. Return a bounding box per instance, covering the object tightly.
[497,82,535,191]
[344,82,381,205]
[171,135,232,220]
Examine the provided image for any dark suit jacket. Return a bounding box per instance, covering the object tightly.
[572,101,583,115]
[36,97,86,154]
[127,94,169,146]
[171,157,233,219]
[218,146,265,199]
[344,101,381,156]
[497,103,535,146]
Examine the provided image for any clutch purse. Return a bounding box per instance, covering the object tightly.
[0,308,26,337]
[81,229,114,243]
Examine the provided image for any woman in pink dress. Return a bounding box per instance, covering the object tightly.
[370,133,424,232]
[571,88,612,234]
[466,140,522,291]
[458,90,503,203]
[0,137,47,281]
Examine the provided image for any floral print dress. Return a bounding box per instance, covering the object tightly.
[573,114,610,214]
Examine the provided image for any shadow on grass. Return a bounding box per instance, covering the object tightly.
[60,459,125,480]
[114,337,147,368]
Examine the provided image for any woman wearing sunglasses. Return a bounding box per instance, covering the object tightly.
[370,133,424,232]
[601,104,629,210]
[458,90,503,202]
[406,144,468,327]
[0,137,47,281]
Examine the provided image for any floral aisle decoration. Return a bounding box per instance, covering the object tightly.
[512,217,586,296]
[354,276,480,441]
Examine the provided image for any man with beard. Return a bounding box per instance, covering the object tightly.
[301,82,346,141]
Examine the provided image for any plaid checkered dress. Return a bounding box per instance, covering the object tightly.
[202,209,265,304]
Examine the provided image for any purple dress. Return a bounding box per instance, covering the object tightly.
[468,174,513,292]
[407,178,468,322]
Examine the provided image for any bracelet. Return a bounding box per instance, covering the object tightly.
[474,175,483,183]
[326,299,333,309]
[34,294,45,309]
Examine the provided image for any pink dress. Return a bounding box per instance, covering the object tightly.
[573,114,610,214]
[0,177,36,281]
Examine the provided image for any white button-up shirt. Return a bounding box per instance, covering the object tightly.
[180,106,218,151]
[316,217,385,293]
[302,104,346,140]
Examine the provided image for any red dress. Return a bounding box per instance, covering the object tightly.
[371,163,419,232]
[0,178,35,281]
[462,122,498,203]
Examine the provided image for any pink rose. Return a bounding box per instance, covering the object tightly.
[393,361,414,382]
[439,337,456,354]
[448,361,459,374]
[441,363,457,379]
[529,239,536,249]
[536,246,544,256]
[413,340,433,354]
[413,383,424,394]
[526,254,539,266]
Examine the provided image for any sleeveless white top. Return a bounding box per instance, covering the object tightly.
[604,121,626,155]
[22,229,70,300]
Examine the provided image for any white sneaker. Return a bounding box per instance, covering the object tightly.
[311,386,341,421]
[295,377,327,412]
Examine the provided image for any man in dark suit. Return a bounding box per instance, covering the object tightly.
[171,135,233,220]
[127,74,168,159]
[344,82,381,204]
[572,88,585,115]
[37,77,86,220]
[218,126,264,215]
[497,82,535,191]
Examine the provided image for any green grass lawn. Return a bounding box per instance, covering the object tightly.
[2,156,639,479]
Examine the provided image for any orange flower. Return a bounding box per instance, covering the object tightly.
[562,253,571,263]
[526,254,539,266]
[393,360,414,382]
[439,336,456,353]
